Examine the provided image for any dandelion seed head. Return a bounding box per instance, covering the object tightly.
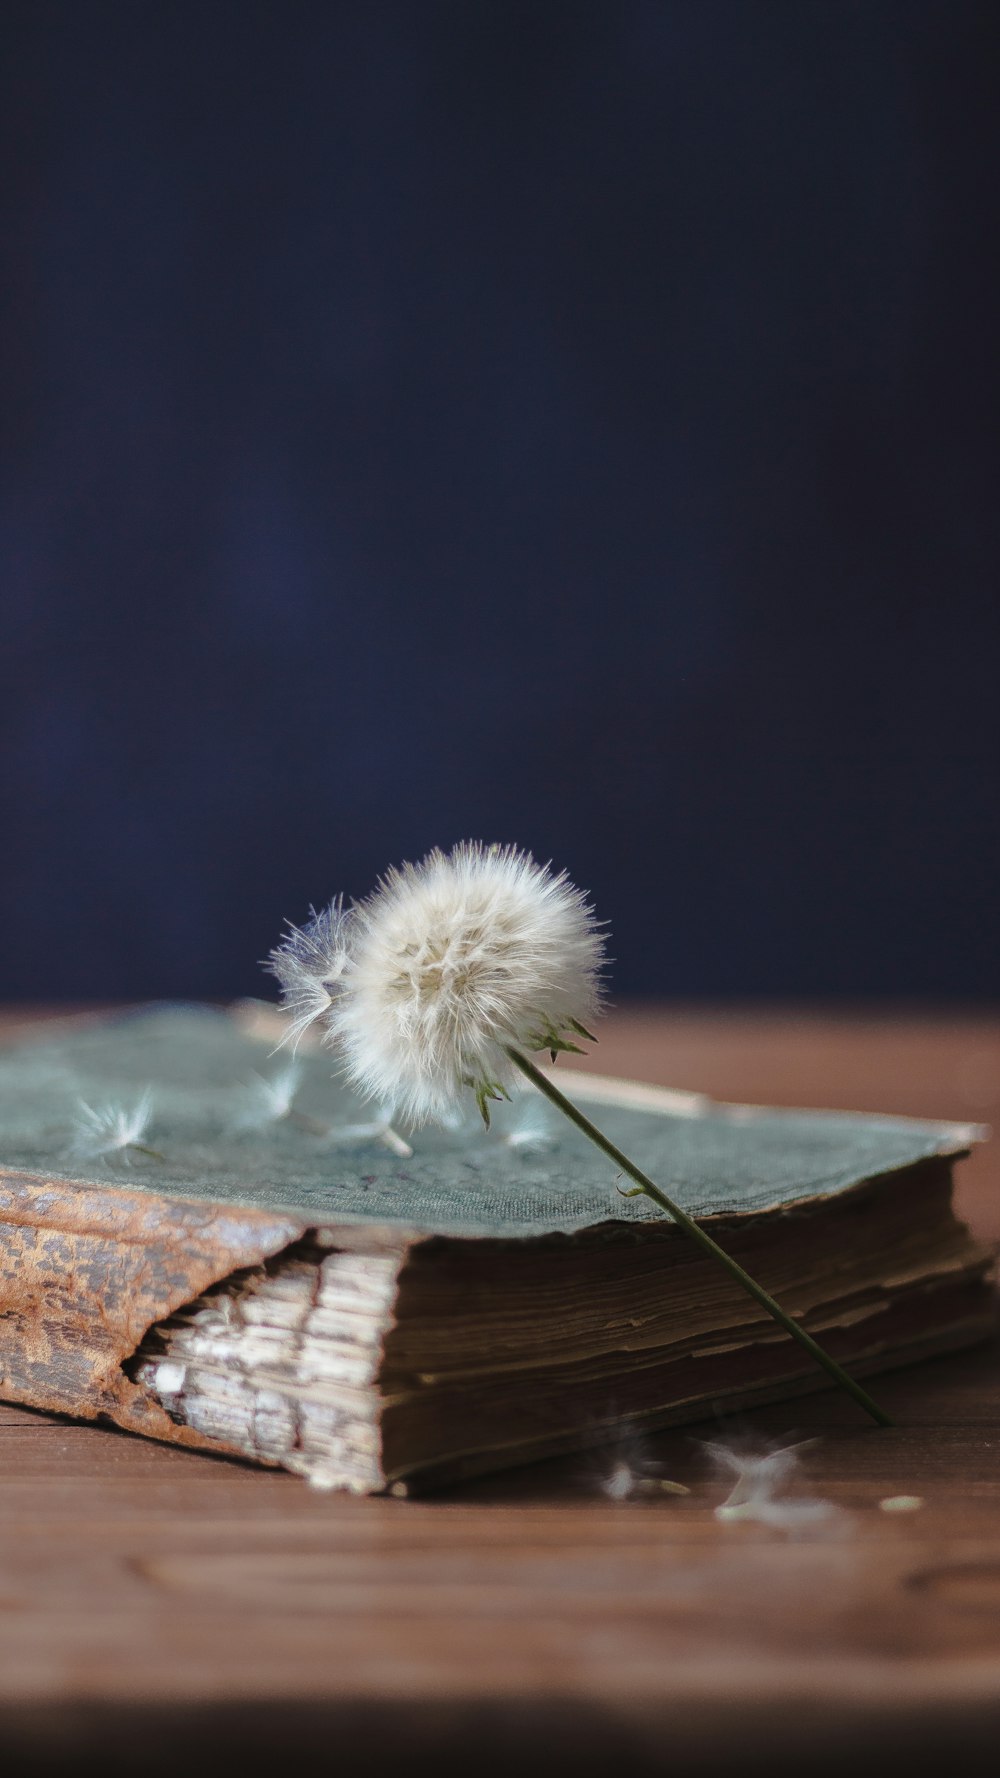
[267,843,605,1125]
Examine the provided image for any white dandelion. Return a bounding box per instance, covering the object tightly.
[263,842,889,1428]
[69,1091,162,1164]
[268,842,604,1126]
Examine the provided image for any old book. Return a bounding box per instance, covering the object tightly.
[0,1006,991,1492]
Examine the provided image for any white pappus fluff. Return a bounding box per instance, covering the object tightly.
[587,1426,690,1502]
[265,897,352,1054]
[502,1093,557,1156]
[599,1458,690,1502]
[69,1091,160,1164]
[323,1117,414,1159]
[230,1061,414,1156]
[267,842,605,1126]
[231,1062,304,1131]
[704,1437,843,1534]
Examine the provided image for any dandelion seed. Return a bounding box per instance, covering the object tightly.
[704,1436,841,1533]
[231,1060,414,1156]
[879,1494,924,1513]
[265,897,354,1054]
[322,1118,414,1159]
[69,1091,162,1164]
[599,1462,689,1502]
[503,1095,557,1156]
[593,1428,690,1503]
[375,1122,414,1159]
[231,1062,304,1131]
[703,1436,807,1510]
[602,1460,638,1502]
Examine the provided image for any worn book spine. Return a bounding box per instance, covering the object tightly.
[130,1239,403,1492]
[0,1165,320,1454]
[127,1217,994,1495]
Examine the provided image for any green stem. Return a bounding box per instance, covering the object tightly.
[506,1046,893,1428]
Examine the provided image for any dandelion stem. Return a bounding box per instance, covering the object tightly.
[505,1046,893,1428]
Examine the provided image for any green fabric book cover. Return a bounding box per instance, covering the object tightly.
[0,1004,981,1230]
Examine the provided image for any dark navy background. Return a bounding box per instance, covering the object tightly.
[3,2,998,1001]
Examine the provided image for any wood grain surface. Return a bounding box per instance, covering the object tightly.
[0,1006,998,1776]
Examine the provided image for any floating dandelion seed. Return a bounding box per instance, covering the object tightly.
[264,842,891,1427]
[69,1091,162,1164]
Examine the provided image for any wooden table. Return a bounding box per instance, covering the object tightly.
[1,1007,999,1775]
